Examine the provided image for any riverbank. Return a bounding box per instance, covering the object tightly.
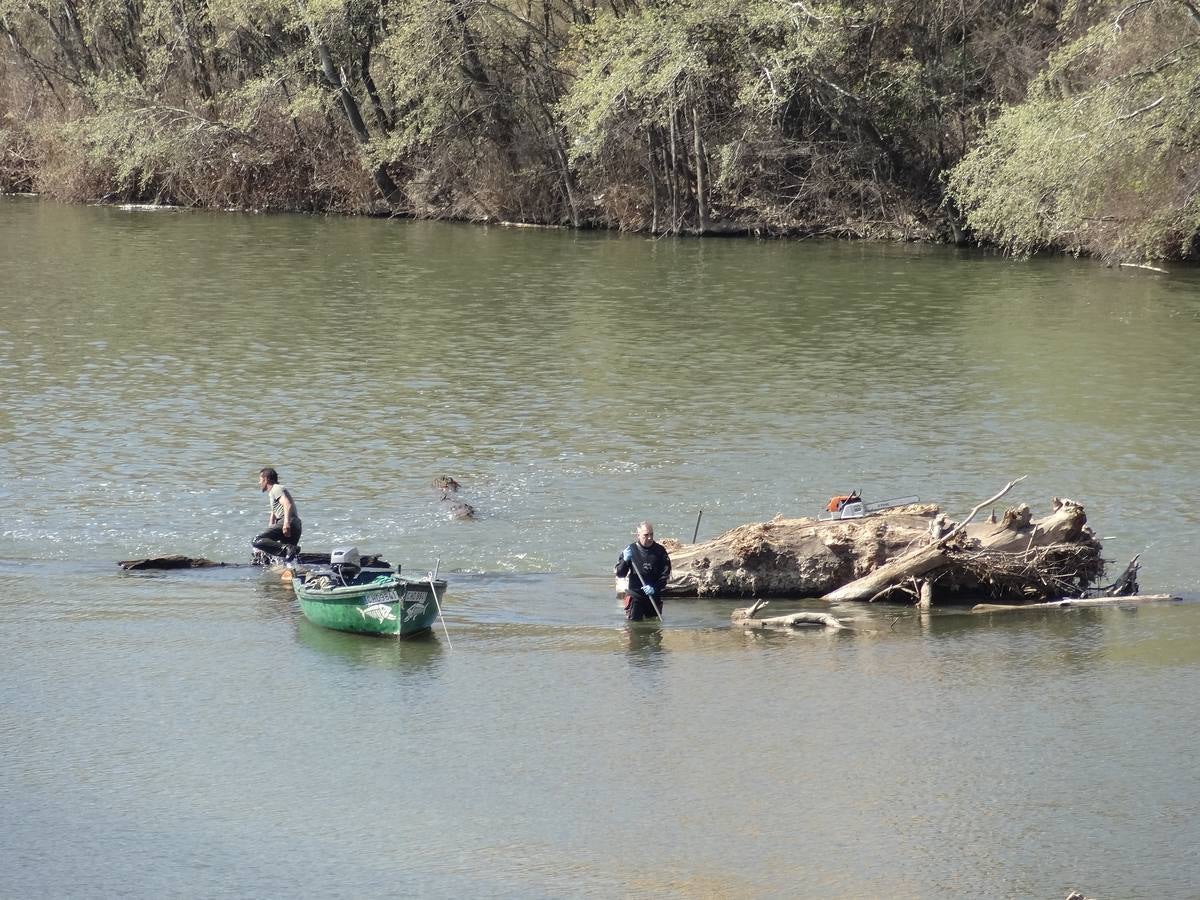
[4,1,1197,262]
[0,141,947,245]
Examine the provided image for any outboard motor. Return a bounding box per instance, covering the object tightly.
[330,546,362,585]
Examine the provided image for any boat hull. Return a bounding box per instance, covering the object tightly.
[293,575,446,637]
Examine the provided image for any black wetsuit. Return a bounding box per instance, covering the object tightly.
[252,522,302,558]
[615,541,672,620]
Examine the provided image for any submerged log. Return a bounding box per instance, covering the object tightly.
[119,555,225,570]
[972,594,1178,613]
[665,479,1110,605]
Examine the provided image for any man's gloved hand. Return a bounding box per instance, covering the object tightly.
[643,584,656,598]
[623,545,633,562]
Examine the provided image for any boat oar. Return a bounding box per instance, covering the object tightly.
[626,556,664,621]
[427,558,453,650]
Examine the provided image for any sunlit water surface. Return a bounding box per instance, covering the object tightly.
[2,198,1199,898]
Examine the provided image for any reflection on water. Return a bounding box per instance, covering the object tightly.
[293,617,445,671]
[619,621,664,661]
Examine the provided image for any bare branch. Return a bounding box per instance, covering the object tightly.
[1178,0,1200,29]
[1114,0,1155,31]
[935,475,1028,548]
[1115,95,1164,122]
[1118,262,1170,272]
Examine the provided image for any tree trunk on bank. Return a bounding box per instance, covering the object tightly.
[647,130,659,233]
[691,104,708,233]
[297,0,401,207]
[667,111,680,231]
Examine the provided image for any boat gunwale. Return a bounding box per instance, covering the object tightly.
[293,576,447,604]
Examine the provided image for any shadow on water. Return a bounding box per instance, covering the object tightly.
[293,616,445,672]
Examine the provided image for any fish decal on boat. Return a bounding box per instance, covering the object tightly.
[402,597,430,622]
[358,603,397,623]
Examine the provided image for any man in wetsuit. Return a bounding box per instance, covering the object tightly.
[252,467,303,559]
[614,521,671,621]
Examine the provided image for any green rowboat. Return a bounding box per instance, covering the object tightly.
[293,573,447,637]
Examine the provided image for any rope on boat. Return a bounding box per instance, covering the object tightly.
[428,558,453,650]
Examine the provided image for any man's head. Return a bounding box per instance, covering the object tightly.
[636,521,655,547]
[259,467,279,492]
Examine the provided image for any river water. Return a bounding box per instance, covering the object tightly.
[2,196,1199,897]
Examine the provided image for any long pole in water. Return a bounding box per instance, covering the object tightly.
[692,509,703,543]
[428,558,453,649]
[626,558,664,621]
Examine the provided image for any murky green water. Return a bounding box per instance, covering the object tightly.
[2,197,1199,897]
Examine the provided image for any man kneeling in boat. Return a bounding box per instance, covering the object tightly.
[252,467,303,560]
[614,521,671,621]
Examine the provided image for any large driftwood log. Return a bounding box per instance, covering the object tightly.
[822,486,1099,603]
[821,477,1029,602]
[664,504,942,597]
[664,480,1108,604]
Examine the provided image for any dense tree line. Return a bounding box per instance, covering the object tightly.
[1,0,1196,260]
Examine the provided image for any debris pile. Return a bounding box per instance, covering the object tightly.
[666,479,1118,606]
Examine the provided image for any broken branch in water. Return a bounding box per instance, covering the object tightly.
[972,594,1178,612]
[731,600,846,630]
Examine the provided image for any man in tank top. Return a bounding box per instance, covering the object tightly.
[252,467,303,558]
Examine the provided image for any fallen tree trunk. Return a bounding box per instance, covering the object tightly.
[664,504,943,597]
[119,555,226,570]
[822,490,1100,604]
[664,479,1110,605]
[821,476,1032,602]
